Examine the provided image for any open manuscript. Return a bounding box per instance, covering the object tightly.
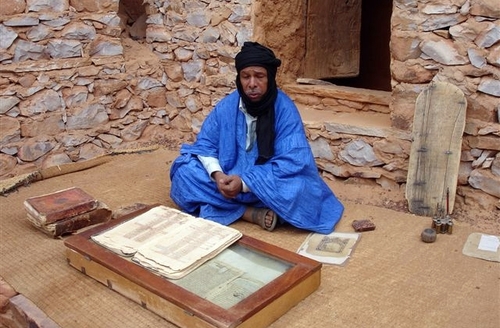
[91,205,242,279]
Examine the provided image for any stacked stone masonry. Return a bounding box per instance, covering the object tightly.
[0,276,60,327]
[0,0,499,213]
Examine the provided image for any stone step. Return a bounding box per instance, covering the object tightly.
[282,83,412,139]
[283,83,391,105]
[298,105,411,140]
[282,83,412,185]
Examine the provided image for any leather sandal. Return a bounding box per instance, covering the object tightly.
[251,208,278,232]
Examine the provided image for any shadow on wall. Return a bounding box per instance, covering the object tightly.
[118,0,147,40]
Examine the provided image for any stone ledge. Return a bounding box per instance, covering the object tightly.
[0,58,92,73]
[8,295,60,328]
[324,121,412,141]
[285,83,403,141]
[0,276,60,328]
[283,83,392,106]
[299,106,411,140]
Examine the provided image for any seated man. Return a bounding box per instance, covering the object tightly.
[169,41,344,234]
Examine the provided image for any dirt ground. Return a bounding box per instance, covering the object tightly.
[1,147,499,328]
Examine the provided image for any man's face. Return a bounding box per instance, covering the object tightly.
[239,66,268,102]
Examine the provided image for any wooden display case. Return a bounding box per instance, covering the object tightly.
[64,206,322,328]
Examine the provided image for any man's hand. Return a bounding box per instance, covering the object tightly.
[212,171,242,199]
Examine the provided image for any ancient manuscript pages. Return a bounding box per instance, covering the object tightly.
[297,232,360,266]
[171,245,290,309]
[91,205,242,279]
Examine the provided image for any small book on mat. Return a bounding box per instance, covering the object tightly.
[24,187,99,224]
[24,187,111,238]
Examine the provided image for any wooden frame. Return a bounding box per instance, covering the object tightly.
[64,206,322,328]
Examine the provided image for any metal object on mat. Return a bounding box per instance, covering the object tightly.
[421,228,437,243]
[431,188,453,235]
[432,215,453,234]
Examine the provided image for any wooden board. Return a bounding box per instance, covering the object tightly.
[64,206,322,328]
[406,81,467,217]
[304,0,361,79]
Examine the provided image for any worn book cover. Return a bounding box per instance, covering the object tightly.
[24,187,98,224]
[27,202,112,238]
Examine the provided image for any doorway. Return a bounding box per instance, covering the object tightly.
[320,0,393,91]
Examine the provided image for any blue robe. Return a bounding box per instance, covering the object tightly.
[169,90,344,234]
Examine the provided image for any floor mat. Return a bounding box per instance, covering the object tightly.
[0,148,499,328]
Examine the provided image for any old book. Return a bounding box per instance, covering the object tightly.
[24,187,98,225]
[27,202,112,238]
[91,205,242,279]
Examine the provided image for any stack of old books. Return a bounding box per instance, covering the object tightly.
[24,187,111,238]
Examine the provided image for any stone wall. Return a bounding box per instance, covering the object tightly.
[1,276,60,327]
[0,0,245,177]
[277,0,500,212]
[389,0,500,211]
[0,0,499,212]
